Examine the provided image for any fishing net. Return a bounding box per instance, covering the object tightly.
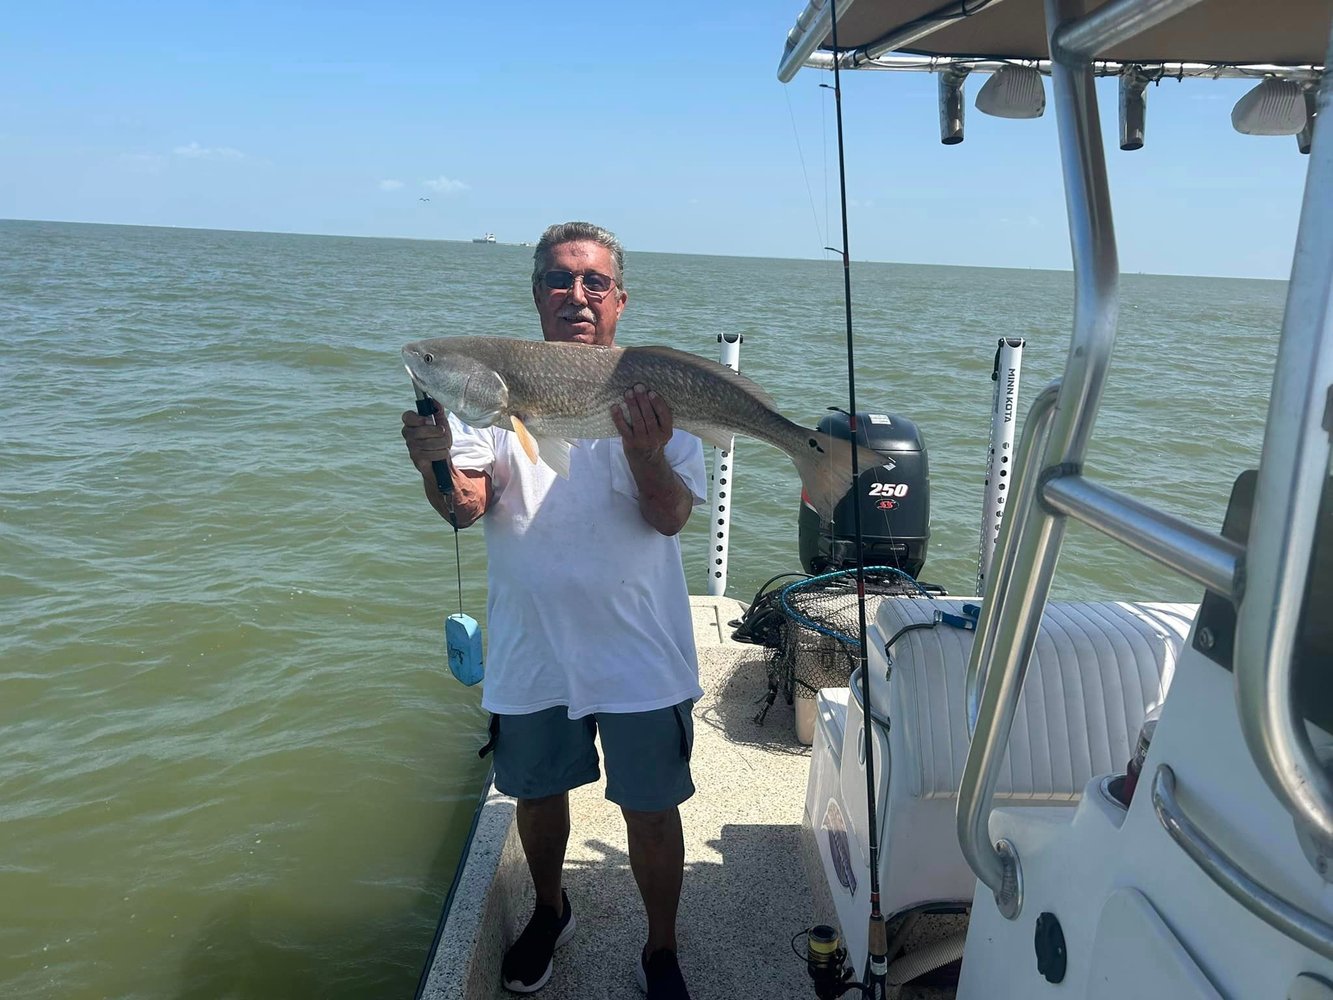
[731,567,930,723]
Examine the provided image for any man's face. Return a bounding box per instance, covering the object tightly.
[532,240,627,346]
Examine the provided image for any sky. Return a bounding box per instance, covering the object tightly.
[1,1,1316,278]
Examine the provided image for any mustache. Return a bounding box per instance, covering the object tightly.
[559,309,595,323]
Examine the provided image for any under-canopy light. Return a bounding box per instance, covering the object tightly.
[975,65,1045,120]
[1232,78,1308,136]
[938,68,969,144]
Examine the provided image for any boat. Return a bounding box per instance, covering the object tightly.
[418,2,1333,997]
[473,233,497,244]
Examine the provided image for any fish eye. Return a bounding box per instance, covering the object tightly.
[422,352,434,364]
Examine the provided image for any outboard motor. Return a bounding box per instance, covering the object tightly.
[798,411,930,578]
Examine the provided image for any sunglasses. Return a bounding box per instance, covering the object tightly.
[538,269,617,297]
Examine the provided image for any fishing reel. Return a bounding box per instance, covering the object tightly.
[798,925,858,998]
[796,923,892,999]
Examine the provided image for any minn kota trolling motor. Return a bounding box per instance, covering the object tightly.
[412,384,484,686]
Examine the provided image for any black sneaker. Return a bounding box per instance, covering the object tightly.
[635,947,691,999]
[501,890,575,993]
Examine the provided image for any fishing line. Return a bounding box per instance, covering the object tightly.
[413,384,482,685]
[451,523,464,617]
[826,6,891,996]
[783,85,829,255]
[414,385,465,613]
[823,68,833,252]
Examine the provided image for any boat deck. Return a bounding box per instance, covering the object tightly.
[419,596,955,999]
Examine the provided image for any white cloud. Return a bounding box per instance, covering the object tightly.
[379,179,405,191]
[173,142,246,160]
[423,175,469,194]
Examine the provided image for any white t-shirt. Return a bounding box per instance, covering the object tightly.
[449,416,708,719]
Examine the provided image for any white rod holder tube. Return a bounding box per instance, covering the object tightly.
[706,333,743,597]
[977,338,1026,596]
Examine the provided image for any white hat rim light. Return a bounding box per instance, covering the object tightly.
[975,66,1046,120]
[1232,78,1308,136]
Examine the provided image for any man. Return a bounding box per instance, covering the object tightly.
[401,221,704,999]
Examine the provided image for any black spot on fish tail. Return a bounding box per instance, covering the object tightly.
[808,437,825,454]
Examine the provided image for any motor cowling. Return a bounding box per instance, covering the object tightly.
[798,411,930,578]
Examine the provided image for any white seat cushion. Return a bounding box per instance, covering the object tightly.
[876,598,1196,802]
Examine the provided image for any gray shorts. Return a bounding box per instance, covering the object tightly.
[485,700,695,812]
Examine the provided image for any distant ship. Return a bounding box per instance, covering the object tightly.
[472,233,497,244]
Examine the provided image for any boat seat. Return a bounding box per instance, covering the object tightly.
[877,597,1197,803]
[810,596,1199,920]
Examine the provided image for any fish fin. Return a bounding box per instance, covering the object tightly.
[511,416,541,465]
[536,437,574,479]
[693,426,735,453]
[791,430,894,522]
[626,345,777,409]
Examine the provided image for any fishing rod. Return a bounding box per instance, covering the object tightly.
[800,6,890,999]
[414,385,458,531]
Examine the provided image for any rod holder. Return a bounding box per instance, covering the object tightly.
[1119,67,1151,150]
[939,67,969,144]
[706,332,743,597]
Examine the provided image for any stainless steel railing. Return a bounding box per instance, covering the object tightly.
[961,0,1333,934]
[1050,0,1207,63]
[956,0,1127,918]
[958,381,1061,916]
[1153,765,1333,960]
[963,381,1245,738]
[956,0,1274,917]
[1041,477,1243,599]
[964,381,1060,738]
[784,0,1333,942]
[1233,42,1333,853]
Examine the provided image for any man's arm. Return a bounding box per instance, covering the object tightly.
[422,466,492,528]
[401,402,493,527]
[612,385,694,536]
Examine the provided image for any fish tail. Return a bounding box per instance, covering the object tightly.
[790,430,891,522]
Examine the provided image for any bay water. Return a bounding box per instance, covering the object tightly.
[1,220,1283,999]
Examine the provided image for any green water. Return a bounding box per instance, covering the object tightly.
[0,219,1283,998]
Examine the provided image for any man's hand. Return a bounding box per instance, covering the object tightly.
[401,397,453,476]
[401,400,491,527]
[612,385,692,536]
[611,384,673,458]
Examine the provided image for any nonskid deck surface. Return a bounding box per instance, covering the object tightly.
[470,597,958,999]
[483,597,816,998]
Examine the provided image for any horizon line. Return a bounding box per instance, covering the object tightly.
[0,216,1288,284]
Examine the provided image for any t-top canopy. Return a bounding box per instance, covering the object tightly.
[780,0,1331,75]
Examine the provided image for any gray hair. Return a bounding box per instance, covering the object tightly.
[531,221,625,289]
